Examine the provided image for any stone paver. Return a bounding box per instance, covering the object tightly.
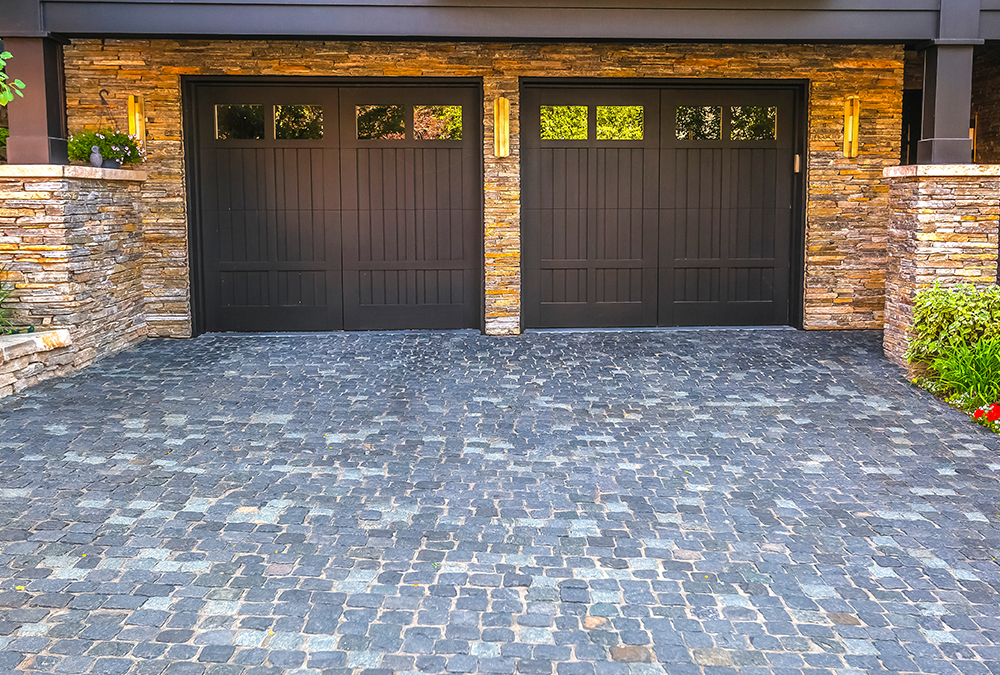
[1,329,999,675]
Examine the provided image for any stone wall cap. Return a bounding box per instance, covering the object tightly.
[0,165,147,181]
[0,329,73,364]
[884,164,1000,178]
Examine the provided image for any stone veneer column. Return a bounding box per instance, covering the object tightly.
[482,75,521,335]
[882,164,1000,367]
[0,165,149,368]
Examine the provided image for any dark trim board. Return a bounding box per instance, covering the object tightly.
[2,0,997,41]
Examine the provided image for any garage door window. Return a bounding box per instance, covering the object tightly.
[540,105,588,140]
[596,105,643,140]
[275,105,324,140]
[216,104,264,140]
[675,105,721,140]
[731,106,777,140]
[414,105,463,140]
[357,104,405,140]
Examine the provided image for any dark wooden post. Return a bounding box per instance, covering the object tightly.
[4,36,68,165]
[917,0,982,164]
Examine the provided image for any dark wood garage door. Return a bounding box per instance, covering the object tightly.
[523,84,798,328]
[193,83,480,332]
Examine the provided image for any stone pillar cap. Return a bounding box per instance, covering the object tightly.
[884,164,1000,178]
[0,165,147,181]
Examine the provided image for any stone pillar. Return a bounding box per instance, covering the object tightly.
[483,74,521,336]
[0,165,149,368]
[882,164,1000,367]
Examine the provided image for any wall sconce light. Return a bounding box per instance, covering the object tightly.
[843,96,860,158]
[128,95,146,145]
[494,97,510,158]
[970,116,977,162]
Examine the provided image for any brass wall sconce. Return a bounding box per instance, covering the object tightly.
[128,95,146,145]
[843,96,860,158]
[494,97,510,158]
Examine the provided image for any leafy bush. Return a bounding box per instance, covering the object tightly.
[930,337,1000,409]
[906,283,1000,365]
[0,127,8,150]
[0,264,15,335]
[67,128,144,165]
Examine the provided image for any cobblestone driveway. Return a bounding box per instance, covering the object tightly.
[1,329,999,675]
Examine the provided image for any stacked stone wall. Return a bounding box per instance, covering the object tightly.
[0,330,73,398]
[0,166,148,373]
[883,165,1000,367]
[62,40,904,334]
[973,43,1000,165]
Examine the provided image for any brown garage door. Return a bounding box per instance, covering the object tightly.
[522,84,799,328]
[193,82,481,332]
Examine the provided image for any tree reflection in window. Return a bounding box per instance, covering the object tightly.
[216,104,264,140]
[731,106,777,141]
[675,106,721,141]
[597,106,643,140]
[357,105,405,140]
[414,105,462,140]
[540,106,588,140]
[275,105,323,140]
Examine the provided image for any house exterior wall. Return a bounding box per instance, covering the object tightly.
[61,39,903,335]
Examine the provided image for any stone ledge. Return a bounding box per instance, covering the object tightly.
[884,164,1000,178]
[0,165,147,181]
[0,330,73,364]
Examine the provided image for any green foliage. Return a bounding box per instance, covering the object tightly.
[0,126,8,150]
[540,106,587,140]
[275,105,323,140]
[0,51,26,107]
[414,105,462,140]
[0,265,15,335]
[676,106,721,140]
[906,283,1000,364]
[931,337,1000,410]
[597,106,643,140]
[67,129,144,165]
[357,105,404,140]
[217,104,264,140]
[731,106,776,141]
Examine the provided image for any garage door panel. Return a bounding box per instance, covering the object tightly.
[526,84,797,328]
[196,83,479,332]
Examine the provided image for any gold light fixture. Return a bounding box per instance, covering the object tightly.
[128,95,146,146]
[843,96,860,158]
[494,97,510,158]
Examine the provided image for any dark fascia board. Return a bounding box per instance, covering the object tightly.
[33,3,943,41]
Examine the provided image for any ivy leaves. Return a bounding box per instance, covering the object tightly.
[0,51,26,106]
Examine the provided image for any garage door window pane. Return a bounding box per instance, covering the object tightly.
[541,106,588,140]
[676,106,721,141]
[414,105,462,140]
[275,105,324,140]
[731,106,777,140]
[216,104,264,140]
[597,106,643,140]
[357,105,405,140]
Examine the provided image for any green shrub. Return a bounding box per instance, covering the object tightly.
[930,337,1000,409]
[67,128,144,165]
[906,282,1000,365]
[0,265,14,335]
[0,127,8,150]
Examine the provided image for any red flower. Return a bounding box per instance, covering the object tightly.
[975,409,985,419]
[988,405,1000,423]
